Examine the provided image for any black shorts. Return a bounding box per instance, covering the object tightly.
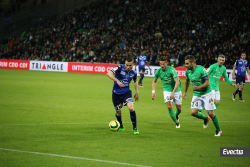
[139,67,145,74]
[112,91,133,111]
[236,74,245,86]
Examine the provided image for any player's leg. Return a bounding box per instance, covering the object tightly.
[164,91,179,128]
[127,102,139,134]
[204,92,222,136]
[174,91,182,122]
[213,90,220,112]
[191,96,211,129]
[112,92,125,131]
[199,89,215,113]
[232,74,241,101]
[138,68,145,86]
[239,85,245,102]
[116,109,125,131]
[124,91,139,134]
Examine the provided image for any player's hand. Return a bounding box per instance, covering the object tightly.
[193,85,199,90]
[183,93,187,99]
[170,93,174,100]
[232,84,236,88]
[233,75,236,80]
[148,67,151,70]
[134,93,139,101]
[151,93,156,100]
[117,81,124,88]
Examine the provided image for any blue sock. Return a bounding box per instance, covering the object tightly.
[234,88,239,95]
[239,91,242,99]
[116,114,123,128]
[139,77,143,83]
[130,111,137,129]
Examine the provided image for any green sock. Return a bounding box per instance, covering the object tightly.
[199,109,203,112]
[212,115,221,131]
[176,109,181,116]
[168,109,178,123]
[194,112,207,120]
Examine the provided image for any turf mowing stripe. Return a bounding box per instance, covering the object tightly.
[0,121,250,126]
[0,148,152,167]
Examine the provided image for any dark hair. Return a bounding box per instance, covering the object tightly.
[185,55,196,63]
[241,52,246,55]
[126,56,133,62]
[159,56,166,61]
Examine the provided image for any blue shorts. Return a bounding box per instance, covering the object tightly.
[236,74,245,86]
[139,67,145,74]
[112,91,133,111]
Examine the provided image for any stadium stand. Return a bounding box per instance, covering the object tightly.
[0,0,249,68]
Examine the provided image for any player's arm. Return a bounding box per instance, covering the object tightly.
[151,79,157,100]
[222,68,236,88]
[233,60,238,80]
[183,78,190,99]
[107,66,124,87]
[133,75,139,101]
[193,76,210,90]
[247,67,250,76]
[135,58,138,70]
[147,61,151,70]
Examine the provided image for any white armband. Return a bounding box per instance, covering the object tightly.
[152,90,155,93]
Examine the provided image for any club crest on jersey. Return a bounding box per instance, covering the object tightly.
[196,73,198,76]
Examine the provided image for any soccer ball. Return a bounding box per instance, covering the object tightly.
[109,120,120,131]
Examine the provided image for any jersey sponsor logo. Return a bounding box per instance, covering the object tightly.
[239,62,242,64]
[120,71,126,75]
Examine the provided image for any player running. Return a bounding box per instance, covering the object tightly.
[199,54,236,113]
[232,52,250,102]
[183,55,222,136]
[135,52,150,87]
[107,57,139,135]
[151,57,182,128]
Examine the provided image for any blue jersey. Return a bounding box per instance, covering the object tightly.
[137,55,147,68]
[234,59,249,76]
[111,65,137,95]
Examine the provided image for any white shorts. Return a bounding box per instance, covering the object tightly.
[191,92,215,111]
[212,90,220,101]
[163,91,182,105]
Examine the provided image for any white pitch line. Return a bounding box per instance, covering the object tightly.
[0,148,152,167]
[0,121,249,126]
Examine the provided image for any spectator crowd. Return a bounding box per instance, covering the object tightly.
[0,0,250,68]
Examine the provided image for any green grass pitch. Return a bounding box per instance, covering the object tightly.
[0,69,250,167]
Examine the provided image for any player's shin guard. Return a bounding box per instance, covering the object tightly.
[234,88,239,95]
[130,111,137,129]
[212,115,221,131]
[116,114,123,128]
[239,91,242,99]
[168,109,178,123]
[194,112,207,120]
[176,109,181,116]
[139,77,143,84]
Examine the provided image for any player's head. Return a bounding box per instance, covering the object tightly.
[241,52,246,60]
[217,54,225,66]
[185,55,196,70]
[125,57,134,72]
[159,56,167,71]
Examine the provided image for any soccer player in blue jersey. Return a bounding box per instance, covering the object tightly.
[232,52,250,102]
[135,52,151,87]
[107,57,139,135]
